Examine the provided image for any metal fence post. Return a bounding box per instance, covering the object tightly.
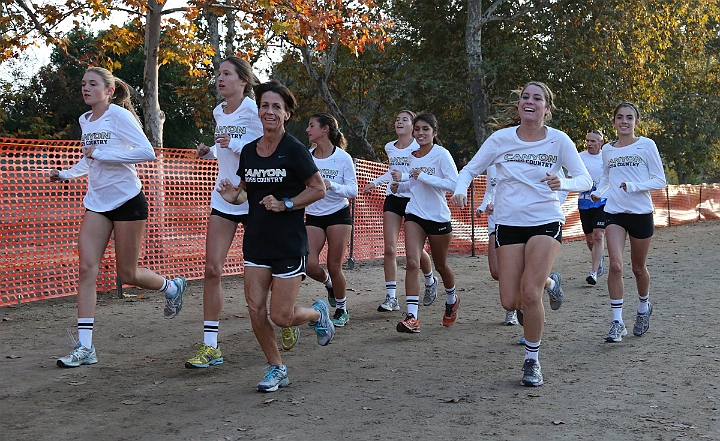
[470,182,476,257]
[116,276,123,299]
[347,159,357,270]
[666,186,671,227]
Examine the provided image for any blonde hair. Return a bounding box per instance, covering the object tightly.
[85,66,141,123]
[490,81,556,130]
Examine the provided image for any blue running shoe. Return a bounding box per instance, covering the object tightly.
[164,276,187,319]
[309,299,335,346]
[257,365,289,392]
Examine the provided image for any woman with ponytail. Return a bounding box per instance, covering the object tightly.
[452,81,592,387]
[303,112,358,328]
[390,113,459,333]
[49,66,186,368]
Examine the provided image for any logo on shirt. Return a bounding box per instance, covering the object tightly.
[411,166,435,176]
[389,156,411,167]
[81,131,111,146]
[245,168,287,182]
[503,153,557,168]
[319,168,339,180]
[608,155,643,168]
[216,125,247,139]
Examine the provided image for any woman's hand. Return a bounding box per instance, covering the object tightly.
[323,179,332,190]
[260,195,284,212]
[49,169,62,182]
[390,170,402,182]
[196,142,210,157]
[486,203,494,215]
[389,182,399,194]
[540,172,561,191]
[590,194,601,203]
[363,182,376,194]
[451,193,468,207]
[82,146,96,159]
[216,178,247,204]
[215,134,230,149]
[620,182,627,192]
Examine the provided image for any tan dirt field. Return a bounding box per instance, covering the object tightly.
[1,220,719,440]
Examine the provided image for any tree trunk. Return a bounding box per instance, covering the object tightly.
[142,0,165,148]
[299,44,379,161]
[225,6,235,57]
[466,0,490,152]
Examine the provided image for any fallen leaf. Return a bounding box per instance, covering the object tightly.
[6,355,21,359]
[263,398,275,404]
[137,295,147,299]
[68,381,86,385]
[119,333,134,338]
[2,317,12,321]
[527,393,540,398]
[362,406,372,410]
[232,314,245,318]
[444,397,461,403]
[552,420,565,425]
[122,400,140,405]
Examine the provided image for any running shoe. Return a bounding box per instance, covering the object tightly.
[586,271,598,285]
[332,309,350,327]
[309,299,335,346]
[423,277,438,306]
[442,295,459,327]
[377,295,400,312]
[520,359,544,387]
[505,310,519,326]
[605,320,628,343]
[185,343,223,369]
[517,334,526,345]
[598,254,607,277]
[633,303,653,336]
[516,310,524,326]
[57,344,97,368]
[164,276,187,319]
[281,326,300,350]
[396,313,420,333]
[546,271,563,310]
[256,365,289,392]
[326,285,336,308]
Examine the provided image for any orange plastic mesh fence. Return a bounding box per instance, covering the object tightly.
[2,140,718,305]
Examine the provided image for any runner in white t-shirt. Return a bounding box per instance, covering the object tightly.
[304,113,358,328]
[362,111,436,314]
[452,81,592,387]
[390,113,459,333]
[590,102,666,343]
[50,67,187,368]
[185,57,263,369]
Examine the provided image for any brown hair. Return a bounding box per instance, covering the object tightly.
[310,112,347,149]
[413,113,443,146]
[254,80,297,121]
[614,102,640,119]
[220,56,259,99]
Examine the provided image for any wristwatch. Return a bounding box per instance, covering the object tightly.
[283,197,294,211]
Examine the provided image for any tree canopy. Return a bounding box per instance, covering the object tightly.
[2,0,719,183]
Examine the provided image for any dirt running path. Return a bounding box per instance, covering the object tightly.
[1,221,719,440]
